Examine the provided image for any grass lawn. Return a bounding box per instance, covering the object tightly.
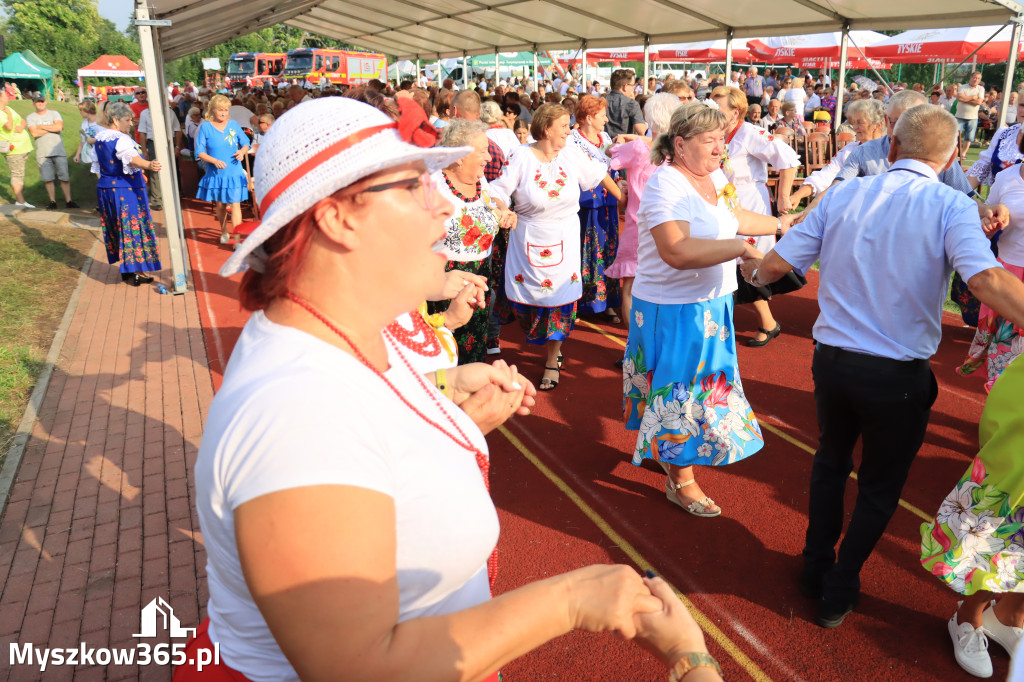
[0,101,97,208]
[0,221,98,463]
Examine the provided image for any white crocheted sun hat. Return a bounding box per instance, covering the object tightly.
[220,97,471,277]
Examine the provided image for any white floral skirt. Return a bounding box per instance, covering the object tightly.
[623,295,764,467]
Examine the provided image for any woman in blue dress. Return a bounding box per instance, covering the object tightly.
[91,102,162,287]
[569,95,623,321]
[195,93,250,244]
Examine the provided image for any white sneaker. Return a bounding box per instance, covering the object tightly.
[14,201,35,209]
[949,610,993,678]
[983,602,1024,656]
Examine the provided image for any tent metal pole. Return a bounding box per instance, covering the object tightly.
[643,35,651,95]
[135,1,189,293]
[835,24,850,131]
[725,29,734,83]
[416,58,421,85]
[533,46,539,84]
[581,41,587,90]
[437,57,443,87]
[999,18,1022,133]
[463,53,468,89]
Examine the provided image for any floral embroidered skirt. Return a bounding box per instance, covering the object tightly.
[507,301,577,345]
[921,356,1024,595]
[957,259,1024,392]
[97,184,162,274]
[578,202,621,314]
[427,257,493,364]
[623,295,764,467]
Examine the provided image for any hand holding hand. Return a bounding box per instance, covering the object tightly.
[980,203,1009,236]
[564,565,663,640]
[740,242,763,262]
[498,208,518,230]
[779,212,798,234]
[633,574,709,666]
[739,258,762,284]
[776,194,794,214]
[451,361,535,432]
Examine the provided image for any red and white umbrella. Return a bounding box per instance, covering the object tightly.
[748,31,888,63]
[864,26,1024,63]
[653,40,754,63]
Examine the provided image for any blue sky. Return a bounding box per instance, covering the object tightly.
[98,0,132,31]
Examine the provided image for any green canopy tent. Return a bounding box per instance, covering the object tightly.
[0,51,55,97]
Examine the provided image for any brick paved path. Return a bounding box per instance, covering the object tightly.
[0,236,214,681]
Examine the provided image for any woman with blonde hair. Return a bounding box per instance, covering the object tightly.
[623,102,794,516]
[195,92,250,244]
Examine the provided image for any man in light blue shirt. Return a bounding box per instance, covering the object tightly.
[741,105,1024,634]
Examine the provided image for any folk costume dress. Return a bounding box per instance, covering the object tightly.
[921,356,1024,597]
[568,129,620,313]
[491,144,607,343]
[426,170,509,364]
[91,129,162,275]
[387,304,459,375]
[624,165,763,468]
[721,121,804,304]
[195,120,250,204]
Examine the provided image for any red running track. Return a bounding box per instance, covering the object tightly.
[182,198,991,681]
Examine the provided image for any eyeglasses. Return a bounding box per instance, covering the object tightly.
[360,173,438,211]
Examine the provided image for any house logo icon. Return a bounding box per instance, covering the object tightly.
[133,597,197,639]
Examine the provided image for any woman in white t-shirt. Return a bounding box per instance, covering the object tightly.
[960,144,1024,391]
[177,96,718,682]
[783,77,807,119]
[623,102,792,518]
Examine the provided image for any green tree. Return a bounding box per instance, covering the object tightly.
[2,0,101,81]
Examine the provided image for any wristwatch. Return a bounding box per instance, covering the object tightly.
[775,217,783,241]
[669,652,723,681]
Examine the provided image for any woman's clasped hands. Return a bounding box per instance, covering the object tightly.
[447,360,536,433]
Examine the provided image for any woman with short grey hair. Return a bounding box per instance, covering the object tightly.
[481,99,520,157]
[91,100,163,286]
[428,118,518,363]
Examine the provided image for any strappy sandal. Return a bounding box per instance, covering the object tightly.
[747,322,782,347]
[665,477,721,517]
[556,354,565,369]
[538,366,560,392]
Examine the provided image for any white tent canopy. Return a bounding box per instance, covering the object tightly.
[147,0,1022,63]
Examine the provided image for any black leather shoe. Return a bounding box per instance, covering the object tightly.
[816,597,856,628]
[65,201,80,209]
[134,273,154,285]
[46,201,57,210]
[124,273,142,287]
[747,322,782,347]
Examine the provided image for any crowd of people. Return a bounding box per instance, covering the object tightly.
[4,58,1023,679]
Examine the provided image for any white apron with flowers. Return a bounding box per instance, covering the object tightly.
[722,122,801,254]
[491,144,607,307]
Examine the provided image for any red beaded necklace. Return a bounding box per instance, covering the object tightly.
[442,170,482,202]
[284,292,498,588]
[385,309,442,357]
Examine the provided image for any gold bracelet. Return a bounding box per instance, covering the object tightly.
[434,368,453,400]
[668,652,723,681]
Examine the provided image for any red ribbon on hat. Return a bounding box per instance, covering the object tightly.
[259,102,438,217]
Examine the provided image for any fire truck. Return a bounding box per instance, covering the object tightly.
[281,48,387,86]
[225,52,286,88]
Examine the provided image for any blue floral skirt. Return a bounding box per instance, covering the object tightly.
[623,295,764,467]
